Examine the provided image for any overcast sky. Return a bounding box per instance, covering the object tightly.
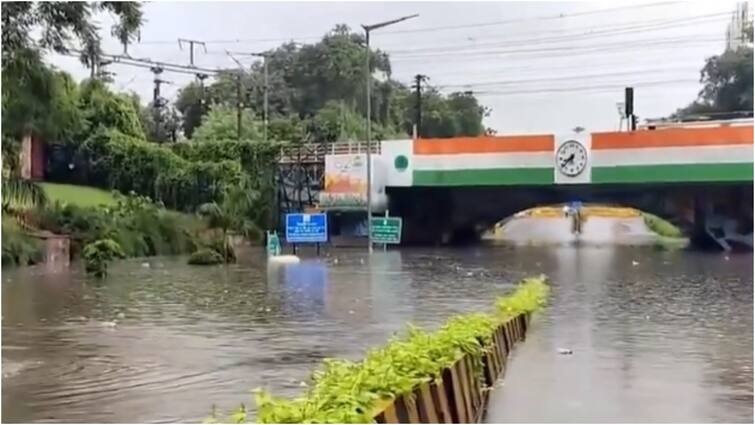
[48,0,743,135]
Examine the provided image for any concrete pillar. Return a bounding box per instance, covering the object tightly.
[20,134,32,179]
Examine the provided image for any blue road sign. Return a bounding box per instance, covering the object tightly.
[285,213,328,243]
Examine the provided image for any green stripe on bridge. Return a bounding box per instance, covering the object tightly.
[413,168,554,186]
[591,163,753,184]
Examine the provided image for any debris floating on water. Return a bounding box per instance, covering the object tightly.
[632,260,640,266]
[557,348,573,355]
[141,262,150,268]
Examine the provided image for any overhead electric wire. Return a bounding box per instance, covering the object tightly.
[430,65,703,89]
[414,53,709,80]
[374,1,683,36]
[134,1,683,46]
[384,13,729,55]
[460,78,698,96]
[60,50,228,76]
[390,36,725,61]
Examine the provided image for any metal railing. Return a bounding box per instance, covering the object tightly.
[640,117,754,130]
[278,141,380,163]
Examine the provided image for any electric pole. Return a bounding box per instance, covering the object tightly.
[178,38,207,67]
[413,74,428,138]
[227,51,270,142]
[236,72,243,140]
[151,66,171,143]
[196,73,209,115]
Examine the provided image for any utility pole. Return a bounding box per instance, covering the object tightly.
[236,72,243,140]
[625,87,637,131]
[196,73,209,115]
[262,54,269,142]
[151,66,169,142]
[227,51,270,141]
[178,38,207,67]
[362,13,419,254]
[413,74,428,138]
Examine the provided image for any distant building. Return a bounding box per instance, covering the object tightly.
[725,2,752,51]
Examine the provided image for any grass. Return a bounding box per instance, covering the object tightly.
[41,183,117,207]
[642,212,684,238]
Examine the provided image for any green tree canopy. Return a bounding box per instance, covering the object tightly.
[192,104,262,142]
[174,24,488,142]
[1,1,144,146]
[673,20,753,120]
[78,79,146,140]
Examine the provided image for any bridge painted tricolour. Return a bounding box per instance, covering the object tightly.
[379,124,753,188]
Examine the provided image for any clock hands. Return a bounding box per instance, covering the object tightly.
[561,153,575,168]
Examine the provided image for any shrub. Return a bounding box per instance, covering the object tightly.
[32,193,200,260]
[214,276,550,423]
[187,248,224,265]
[74,129,244,212]
[1,217,43,267]
[82,239,125,277]
[643,213,683,238]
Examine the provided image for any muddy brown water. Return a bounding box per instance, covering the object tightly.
[2,245,752,423]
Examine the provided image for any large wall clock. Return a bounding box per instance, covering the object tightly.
[556,140,588,177]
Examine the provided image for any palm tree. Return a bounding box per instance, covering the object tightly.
[197,201,233,262]
[196,178,264,261]
[2,173,48,215]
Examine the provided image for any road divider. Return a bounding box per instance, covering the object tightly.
[212,276,549,423]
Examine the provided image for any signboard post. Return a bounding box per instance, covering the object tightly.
[370,215,402,246]
[266,231,281,257]
[285,213,328,254]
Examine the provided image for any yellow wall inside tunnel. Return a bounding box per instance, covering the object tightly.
[492,205,642,235]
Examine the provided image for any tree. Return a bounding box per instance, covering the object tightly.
[1,2,144,170]
[174,82,206,139]
[196,177,263,261]
[172,24,487,142]
[2,53,83,143]
[78,79,146,140]
[2,2,143,68]
[1,174,49,215]
[672,22,753,119]
[192,104,261,142]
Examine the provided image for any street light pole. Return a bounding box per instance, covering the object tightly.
[250,52,269,143]
[362,13,418,254]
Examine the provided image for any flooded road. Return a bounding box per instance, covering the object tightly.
[2,246,752,423]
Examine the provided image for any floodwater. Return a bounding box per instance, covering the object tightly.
[2,245,752,423]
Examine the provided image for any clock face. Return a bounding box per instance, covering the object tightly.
[556,140,588,177]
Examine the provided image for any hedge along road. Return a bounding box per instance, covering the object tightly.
[2,245,752,423]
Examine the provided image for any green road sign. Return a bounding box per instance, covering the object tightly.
[371,217,402,244]
[266,231,281,256]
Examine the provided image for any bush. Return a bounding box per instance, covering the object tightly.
[82,239,125,277]
[1,217,43,267]
[215,276,550,423]
[187,248,224,265]
[73,129,245,211]
[643,213,683,238]
[32,193,200,260]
